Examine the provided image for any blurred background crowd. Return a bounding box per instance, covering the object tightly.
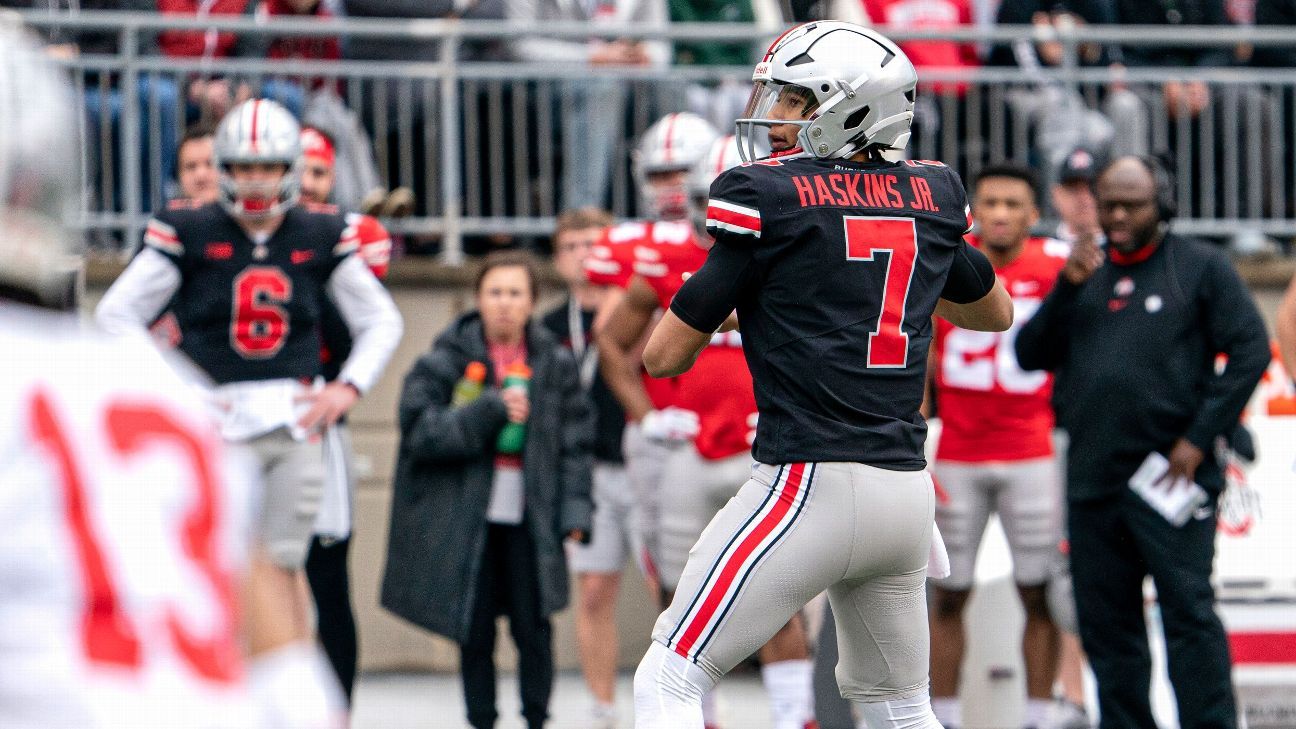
[6,0,1296,260]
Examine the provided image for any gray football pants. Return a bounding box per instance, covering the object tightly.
[651,461,935,702]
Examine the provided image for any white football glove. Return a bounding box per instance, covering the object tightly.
[640,407,701,444]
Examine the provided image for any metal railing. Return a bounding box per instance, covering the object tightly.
[20,11,1296,262]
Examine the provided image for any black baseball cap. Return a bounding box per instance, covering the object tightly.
[1058,147,1100,184]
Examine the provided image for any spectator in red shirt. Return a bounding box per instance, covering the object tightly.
[258,0,342,104]
[862,0,979,94]
[156,0,257,122]
[863,0,980,166]
[262,0,341,64]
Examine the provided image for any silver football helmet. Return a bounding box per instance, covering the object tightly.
[688,134,743,234]
[0,14,82,310]
[213,98,302,220]
[736,21,917,163]
[633,112,719,221]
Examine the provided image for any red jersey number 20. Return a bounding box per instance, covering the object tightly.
[232,266,292,359]
[844,216,918,368]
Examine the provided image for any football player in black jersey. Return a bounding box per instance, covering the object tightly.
[633,22,1011,729]
[96,98,404,650]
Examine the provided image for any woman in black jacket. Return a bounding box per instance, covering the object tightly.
[381,252,594,729]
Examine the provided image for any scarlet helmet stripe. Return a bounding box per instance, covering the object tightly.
[665,463,814,663]
[663,113,677,164]
[762,23,809,62]
[249,99,261,153]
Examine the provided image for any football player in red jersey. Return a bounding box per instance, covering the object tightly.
[96,98,404,654]
[295,124,393,705]
[1,21,341,729]
[588,112,719,610]
[927,164,1070,729]
[600,128,818,729]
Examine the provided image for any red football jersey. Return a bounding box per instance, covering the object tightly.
[584,222,642,289]
[345,212,392,279]
[583,222,677,411]
[934,236,1069,462]
[638,225,758,461]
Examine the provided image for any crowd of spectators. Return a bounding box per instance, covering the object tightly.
[6,0,1296,256]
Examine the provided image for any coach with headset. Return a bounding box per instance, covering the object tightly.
[1015,155,1270,729]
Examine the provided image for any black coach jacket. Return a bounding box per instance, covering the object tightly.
[1015,233,1270,501]
[380,312,593,644]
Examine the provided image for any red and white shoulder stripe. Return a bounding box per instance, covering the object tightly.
[334,223,362,257]
[706,199,761,238]
[144,218,183,256]
[346,212,392,278]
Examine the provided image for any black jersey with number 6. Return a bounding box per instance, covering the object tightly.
[671,157,981,469]
[142,203,358,385]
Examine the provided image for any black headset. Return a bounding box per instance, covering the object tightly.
[1093,154,1177,222]
[1137,154,1177,222]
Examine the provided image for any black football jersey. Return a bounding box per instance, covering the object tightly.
[142,203,357,385]
[680,157,975,469]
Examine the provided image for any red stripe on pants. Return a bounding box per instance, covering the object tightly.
[672,463,806,659]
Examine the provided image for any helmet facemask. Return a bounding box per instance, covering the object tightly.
[217,161,301,221]
[636,166,692,222]
[735,81,820,163]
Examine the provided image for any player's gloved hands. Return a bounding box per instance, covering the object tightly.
[640,407,700,444]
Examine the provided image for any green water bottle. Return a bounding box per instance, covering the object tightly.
[451,361,487,406]
[495,362,532,455]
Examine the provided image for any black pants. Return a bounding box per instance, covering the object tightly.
[1069,491,1236,729]
[306,535,358,703]
[461,523,553,729]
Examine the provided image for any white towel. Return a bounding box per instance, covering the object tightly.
[928,523,951,580]
[211,378,318,442]
[313,424,353,541]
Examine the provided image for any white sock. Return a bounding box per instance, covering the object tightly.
[702,686,720,727]
[1024,698,1051,728]
[590,699,616,725]
[633,641,716,729]
[854,690,943,729]
[762,659,814,729]
[931,696,960,727]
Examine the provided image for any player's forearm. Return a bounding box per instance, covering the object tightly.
[597,332,656,421]
[936,279,1013,332]
[643,311,710,378]
[596,279,661,420]
[329,257,405,393]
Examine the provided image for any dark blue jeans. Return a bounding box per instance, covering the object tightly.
[83,75,180,215]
